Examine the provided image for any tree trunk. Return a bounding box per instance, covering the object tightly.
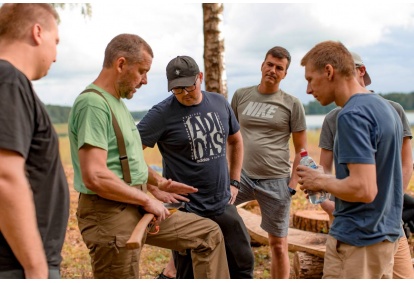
[202,3,227,98]
[293,251,324,279]
[292,210,330,234]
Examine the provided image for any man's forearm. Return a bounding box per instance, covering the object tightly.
[0,178,48,278]
[227,132,243,181]
[289,154,301,189]
[147,165,164,187]
[81,165,151,207]
[401,137,413,192]
[227,145,243,181]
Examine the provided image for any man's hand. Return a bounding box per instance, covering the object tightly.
[151,188,190,204]
[228,185,238,204]
[157,178,198,195]
[296,165,325,193]
[141,198,170,222]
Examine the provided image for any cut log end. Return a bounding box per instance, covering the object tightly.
[292,210,330,234]
[293,251,324,279]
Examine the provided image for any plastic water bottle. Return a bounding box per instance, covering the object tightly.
[299,149,330,204]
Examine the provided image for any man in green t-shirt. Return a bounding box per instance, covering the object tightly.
[68,34,229,279]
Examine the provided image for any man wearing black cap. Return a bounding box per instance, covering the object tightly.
[138,55,254,279]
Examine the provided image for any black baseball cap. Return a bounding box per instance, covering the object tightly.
[166,56,200,91]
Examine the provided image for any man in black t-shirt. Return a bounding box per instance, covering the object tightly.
[0,4,69,279]
[138,56,254,279]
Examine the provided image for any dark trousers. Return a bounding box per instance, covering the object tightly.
[173,204,254,279]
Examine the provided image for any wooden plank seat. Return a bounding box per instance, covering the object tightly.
[237,202,327,278]
[236,206,327,258]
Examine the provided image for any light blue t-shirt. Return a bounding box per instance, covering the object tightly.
[331,93,403,246]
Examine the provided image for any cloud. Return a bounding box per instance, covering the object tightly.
[33,3,414,111]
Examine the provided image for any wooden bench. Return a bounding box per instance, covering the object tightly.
[237,208,327,257]
[237,205,327,278]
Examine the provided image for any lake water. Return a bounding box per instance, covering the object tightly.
[306,112,414,130]
[138,113,414,130]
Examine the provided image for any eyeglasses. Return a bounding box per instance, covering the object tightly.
[171,76,198,95]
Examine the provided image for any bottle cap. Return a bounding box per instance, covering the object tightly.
[300,149,308,157]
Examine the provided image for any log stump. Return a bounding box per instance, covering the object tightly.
[292,210,330,234]
[293,251,324,279]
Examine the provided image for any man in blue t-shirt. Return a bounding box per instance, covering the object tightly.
[318,51,414,279]
[138,55,254,279]
[298,41,403,279]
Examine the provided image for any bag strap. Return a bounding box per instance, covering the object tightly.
[79,89,132,184]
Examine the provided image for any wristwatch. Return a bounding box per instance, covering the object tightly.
[288,186,297,195]
[230,179,241,189]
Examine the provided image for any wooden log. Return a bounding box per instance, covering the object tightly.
[237,205,268,246]
[237,206,327,258]
[292,210,330,234]
[293,251,324,279]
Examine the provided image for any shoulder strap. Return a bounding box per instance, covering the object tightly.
[80,89,132,184]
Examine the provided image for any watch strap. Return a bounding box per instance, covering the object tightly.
[230,179,241,189]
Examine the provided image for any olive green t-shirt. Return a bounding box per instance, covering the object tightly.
[68,84,148,194]
[231,86,306,179]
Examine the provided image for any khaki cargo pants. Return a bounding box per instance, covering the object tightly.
[77,193,229,279]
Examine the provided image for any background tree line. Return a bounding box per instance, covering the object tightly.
[304,91,414,115]
[45,91,414,124]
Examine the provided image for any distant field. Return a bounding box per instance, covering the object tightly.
[54,123,164,167]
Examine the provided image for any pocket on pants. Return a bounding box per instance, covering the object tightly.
[90,234,139,279]
[77,197,139,245]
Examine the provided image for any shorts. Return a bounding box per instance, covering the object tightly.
[234,170,291,237]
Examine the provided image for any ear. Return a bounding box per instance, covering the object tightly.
[325,64,334,81]
[358,65,367,76]
[31,23,42,45]
[198,72,203,83]
[282,70,288,79]
[116,57,127,73]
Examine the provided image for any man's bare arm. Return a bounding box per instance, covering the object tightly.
[289,130,307,189]
[227,131,243,204]
[0,149,48,278]
[297,163,377,203]
[401,137,413,192]
[78,144,169,221]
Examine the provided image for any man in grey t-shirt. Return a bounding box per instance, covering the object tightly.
[231,46,307,279]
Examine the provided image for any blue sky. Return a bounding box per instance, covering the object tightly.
[33,2,414,111]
